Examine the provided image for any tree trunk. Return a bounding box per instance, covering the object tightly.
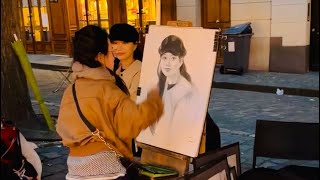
[1,0,41,129]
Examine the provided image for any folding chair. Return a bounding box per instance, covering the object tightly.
[193,142,241,179]
[187,155,231,180]
[52,66,72,93]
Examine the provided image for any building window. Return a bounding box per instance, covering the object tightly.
[21,0,50,42]
[126,0,156,33]
[77,0,109,30]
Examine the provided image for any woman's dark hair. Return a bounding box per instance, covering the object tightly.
[134,47,143,61]
[157,35,191,97]
[109,23,139,43]
[107,68,129,95]
[73,25,129,95]
[73,25,107,68]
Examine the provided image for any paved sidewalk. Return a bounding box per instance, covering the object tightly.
[28,54,319,97]
[26,54,319,179]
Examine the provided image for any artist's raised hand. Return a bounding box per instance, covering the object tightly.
[147,87,160,98]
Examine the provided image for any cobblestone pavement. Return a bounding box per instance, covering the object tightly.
[27,55,319,179]
[208,88,319,172]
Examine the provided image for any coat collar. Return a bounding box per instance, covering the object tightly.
[116,60,141,78]
[71,61,115,82]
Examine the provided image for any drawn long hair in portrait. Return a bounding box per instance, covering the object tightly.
[149,35,197,135]
[136,26,219,157]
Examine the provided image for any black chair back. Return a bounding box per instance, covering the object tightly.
[252,120,319,168]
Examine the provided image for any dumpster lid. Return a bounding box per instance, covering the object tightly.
[222,22,252,35]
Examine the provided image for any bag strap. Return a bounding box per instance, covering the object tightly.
[72,83,96,132]
[71,83,122,157]
[1,138,16,161]
[1,122,23,161]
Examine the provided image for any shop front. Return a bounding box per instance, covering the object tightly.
[19,0,176,56]
[20,0,52,54]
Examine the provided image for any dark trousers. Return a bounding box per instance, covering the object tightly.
[132,139,142,157]
[205,112,221,151]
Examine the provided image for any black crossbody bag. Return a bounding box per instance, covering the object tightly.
[71,83,141,179]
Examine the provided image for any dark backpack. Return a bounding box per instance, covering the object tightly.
[1,119,38,180]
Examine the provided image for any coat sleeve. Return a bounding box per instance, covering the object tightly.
[110,88,164,142]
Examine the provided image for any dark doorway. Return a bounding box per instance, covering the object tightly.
[201,0,231,64]
[310,0,319,71]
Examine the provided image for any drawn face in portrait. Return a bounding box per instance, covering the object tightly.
[156,35,192,98]
[159,52,183,82]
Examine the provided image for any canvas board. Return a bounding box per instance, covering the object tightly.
[136,25,219,157]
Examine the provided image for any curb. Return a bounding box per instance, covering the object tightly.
[213,82,319,97]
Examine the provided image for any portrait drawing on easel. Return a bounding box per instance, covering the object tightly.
[136,26,219,157]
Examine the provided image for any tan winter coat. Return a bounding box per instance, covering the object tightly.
[56,62,163,159]
[116,60,141,101]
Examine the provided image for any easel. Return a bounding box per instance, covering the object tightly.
[137,142,190,176]
[137,20,208,177]
[137,21,223,179]
[137,124,207,177]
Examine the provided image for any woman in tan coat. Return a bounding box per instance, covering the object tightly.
[56,25,163,180]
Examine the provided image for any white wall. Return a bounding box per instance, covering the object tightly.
[271,0,311,46]
[231,0,272,71]
[176,0,201,27]
[174,0,311,71]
